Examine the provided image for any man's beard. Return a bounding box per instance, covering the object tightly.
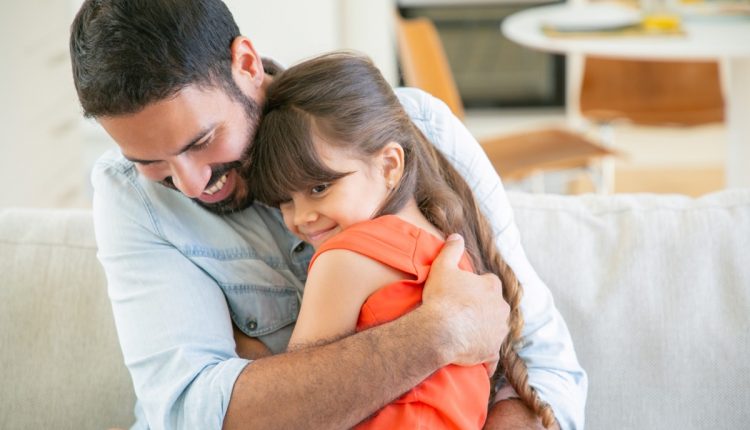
[184,92,261,215]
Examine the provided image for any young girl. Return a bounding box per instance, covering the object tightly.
[248,52,555,429]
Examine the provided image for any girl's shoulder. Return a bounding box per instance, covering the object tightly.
[306,244,412,306]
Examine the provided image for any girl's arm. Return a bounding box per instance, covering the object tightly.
[288,249,406,350]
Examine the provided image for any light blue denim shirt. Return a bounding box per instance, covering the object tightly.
[92,87,587,430]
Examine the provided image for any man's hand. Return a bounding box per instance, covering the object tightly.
[233,324,272,360]
[485,398,560,430]
[422,233,510,368]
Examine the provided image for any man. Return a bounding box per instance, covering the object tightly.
[70,1,587,429]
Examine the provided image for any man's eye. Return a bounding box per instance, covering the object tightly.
[311,184,330,194]
[191,134,215,152]
[160,177,177,190]
[191,139,210,151]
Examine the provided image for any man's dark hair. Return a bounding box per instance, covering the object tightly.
[70,0,242,117]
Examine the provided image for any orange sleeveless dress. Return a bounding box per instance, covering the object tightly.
[309,215,490,429]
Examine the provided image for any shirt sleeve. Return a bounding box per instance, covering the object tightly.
[91,157,250,430]
[397,88,589,430]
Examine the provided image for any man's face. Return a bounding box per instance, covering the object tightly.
[99,85,261,214]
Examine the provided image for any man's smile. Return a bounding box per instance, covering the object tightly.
[198,170,237,203]
[203,172,229,195]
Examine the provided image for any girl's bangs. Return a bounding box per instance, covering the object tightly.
[252,107,350,207]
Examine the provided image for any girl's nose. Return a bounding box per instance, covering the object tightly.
[293,200,318,227]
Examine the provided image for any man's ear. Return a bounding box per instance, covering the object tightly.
[378,141,405,190]
[229,36,265,96]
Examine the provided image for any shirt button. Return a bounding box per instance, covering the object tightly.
[246,320,258,331]
[293,243,306,253]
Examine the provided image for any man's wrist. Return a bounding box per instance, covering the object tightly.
[486,397,560,430]
[412,301,455,367]
[491,382,520,405]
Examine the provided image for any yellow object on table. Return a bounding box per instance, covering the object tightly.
[642,13,682,31]
[640,0,683,31]
[542,23,685,38]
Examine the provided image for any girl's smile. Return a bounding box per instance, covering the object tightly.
[298,225,342,248]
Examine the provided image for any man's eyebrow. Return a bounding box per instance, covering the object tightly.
[123,125,217,164]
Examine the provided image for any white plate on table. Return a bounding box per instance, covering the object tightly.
[541,4,643,32]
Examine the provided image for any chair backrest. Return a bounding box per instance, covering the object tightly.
[394,14,465,119]
[580,57,725,126]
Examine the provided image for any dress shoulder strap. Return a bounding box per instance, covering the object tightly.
[309,216,421,276]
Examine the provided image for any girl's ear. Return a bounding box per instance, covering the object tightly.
[378,141,405,190]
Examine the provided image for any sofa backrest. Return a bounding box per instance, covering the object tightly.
[0,209,135,430]
[510,190,750,429]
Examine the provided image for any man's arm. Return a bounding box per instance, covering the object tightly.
[396,88,588,429]
[223,234,507,429]
[93,158,253,429]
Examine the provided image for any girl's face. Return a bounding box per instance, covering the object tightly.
[279,135,396,249]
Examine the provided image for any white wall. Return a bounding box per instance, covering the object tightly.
[226,0,341,67]
[226,0,397,82]
[0,1,89,208]
[0,0,397,209]
[340,0,398,84]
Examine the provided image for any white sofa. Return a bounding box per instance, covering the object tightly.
[2,190,749,429]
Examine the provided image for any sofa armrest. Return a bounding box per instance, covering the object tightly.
[0,208,135,429]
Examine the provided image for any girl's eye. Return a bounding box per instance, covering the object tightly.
[310,184,330,195]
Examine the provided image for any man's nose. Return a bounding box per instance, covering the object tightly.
[170,158,211,198]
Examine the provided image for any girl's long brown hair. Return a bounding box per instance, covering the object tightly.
[249,52,556,428]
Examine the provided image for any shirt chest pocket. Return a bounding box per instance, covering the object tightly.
[220,283,299,338]
[219,280,301,355]
[191,255,302,353]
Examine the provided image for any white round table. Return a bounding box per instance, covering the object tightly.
[502,4,750,189]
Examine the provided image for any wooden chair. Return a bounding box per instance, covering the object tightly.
[579,56,724,146]
[576,57,724,192]
[580,57,724,126]
[395,15,615,192]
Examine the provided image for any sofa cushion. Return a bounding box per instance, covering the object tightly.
[0,208,135,429]
[509,190,750,430]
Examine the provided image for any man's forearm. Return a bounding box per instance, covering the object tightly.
[223,303,450,430]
